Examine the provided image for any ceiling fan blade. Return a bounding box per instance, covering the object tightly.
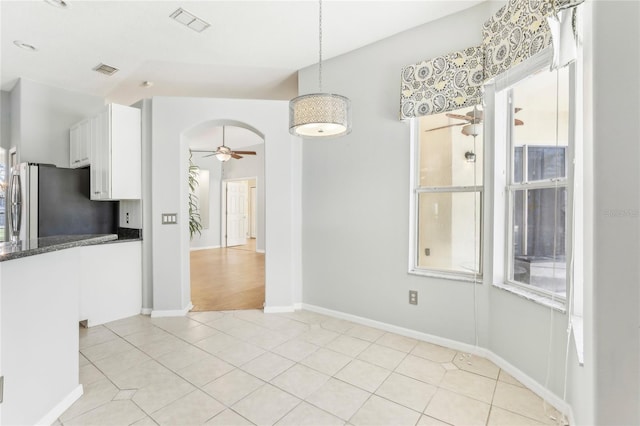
[190,149,217,153]
[425,122,466,132]
[231,153,243,159]
[445,113,472,121]
[515,107,523,114]
[203,153,216,158]
[233,151,257,155]
[514,118,524,126]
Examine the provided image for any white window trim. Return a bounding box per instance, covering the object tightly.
[489,47,578,309]
[407,118,483,282]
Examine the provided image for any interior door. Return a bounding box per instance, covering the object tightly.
[226,181,248,247]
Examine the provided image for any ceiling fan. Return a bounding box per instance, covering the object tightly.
[425,106,524,136]
[192,126,257,162]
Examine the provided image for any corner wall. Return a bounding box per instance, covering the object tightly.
[299,0,497,356]
[591,1,640,424]
[148,97,299,314]
[298,1,617,424]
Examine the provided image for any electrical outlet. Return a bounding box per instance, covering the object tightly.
[424,248,430,256]
[409,290,418,305]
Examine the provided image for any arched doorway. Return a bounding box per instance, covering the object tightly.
[184,120,265,311]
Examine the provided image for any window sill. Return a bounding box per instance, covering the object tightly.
[410,268,482,284]
[571,315,584,366]
[492,281,566,313]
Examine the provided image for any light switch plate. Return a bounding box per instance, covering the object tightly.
[162,213,178,224]
[409,290,418,305]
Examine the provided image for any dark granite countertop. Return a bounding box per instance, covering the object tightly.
[0,234,118,262]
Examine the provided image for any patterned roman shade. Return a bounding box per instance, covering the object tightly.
[400,46,484,120]
[482,0,556,81]
[400,0,582,119]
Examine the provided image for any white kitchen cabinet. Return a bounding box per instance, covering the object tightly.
[69,118,91,168]
[90,103,141,200]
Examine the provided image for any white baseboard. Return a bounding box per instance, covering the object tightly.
[190,245,221,252]
[300,303,572,421]
[36,384,83,426]
[264,305,296,313]
[141,308,152,315]
[151,303,193,318]
[301,303,478,355]
[256,249,265,254]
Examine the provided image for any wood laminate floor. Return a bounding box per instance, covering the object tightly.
[190,239,265,311]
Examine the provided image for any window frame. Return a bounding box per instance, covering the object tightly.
[408,116,484,282]
[488,47,577,306]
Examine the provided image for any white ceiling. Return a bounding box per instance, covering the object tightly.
[1,0,484,106]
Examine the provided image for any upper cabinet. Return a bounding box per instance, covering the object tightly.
[90,104,141,200]
[69,118,91,168]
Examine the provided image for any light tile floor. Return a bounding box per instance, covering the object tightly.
[57,310,567,426]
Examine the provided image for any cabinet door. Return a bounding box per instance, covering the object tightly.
[78,120,91,167]
[90,110,110,200]
[71,119,91,168]
[70,124,81,168]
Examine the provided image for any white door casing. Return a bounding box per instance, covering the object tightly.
[250,186,257,239]
[226,181,248,247]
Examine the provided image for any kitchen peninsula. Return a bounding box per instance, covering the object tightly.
[0,234,141,426]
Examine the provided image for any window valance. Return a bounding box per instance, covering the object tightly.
[400,0,582,119]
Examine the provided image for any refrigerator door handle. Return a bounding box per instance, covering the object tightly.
[9,169,22,243]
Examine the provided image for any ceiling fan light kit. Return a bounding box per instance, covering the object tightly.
[215,146,232,162]
[462,123,483,137]
[289,0,352,138]
[198,126,257,162]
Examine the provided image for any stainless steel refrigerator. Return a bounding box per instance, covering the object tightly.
[9,163,118,242]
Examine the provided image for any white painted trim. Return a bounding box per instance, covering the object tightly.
[36,384,83,426]
[256,249,265,254]
[301,303,477,354]
[189,245,221,251]
[480,349,572,421]
[300,303,572,420]
[263,305,296,313]
[141,308,152,315]
[151,302,193,318]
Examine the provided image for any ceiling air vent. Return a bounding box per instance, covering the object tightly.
[93,63,119,76]
[170,8,210,33]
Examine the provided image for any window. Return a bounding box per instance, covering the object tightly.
[409,107,482,279]
[495,56,572,301]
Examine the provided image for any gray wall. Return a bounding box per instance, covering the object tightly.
[591,1,639,424]
[299,1,640,424]
[300,1,497,350]
[10,79,104,167]
[1,91,10,151]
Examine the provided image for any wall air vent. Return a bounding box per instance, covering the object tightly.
[170,8,210,33]
[93,63,119,76]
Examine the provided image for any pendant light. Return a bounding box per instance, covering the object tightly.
[289,0,351,138]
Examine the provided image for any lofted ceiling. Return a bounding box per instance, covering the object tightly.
[1,0,484,106]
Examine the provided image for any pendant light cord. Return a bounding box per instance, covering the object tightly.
[318,0,323,92]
